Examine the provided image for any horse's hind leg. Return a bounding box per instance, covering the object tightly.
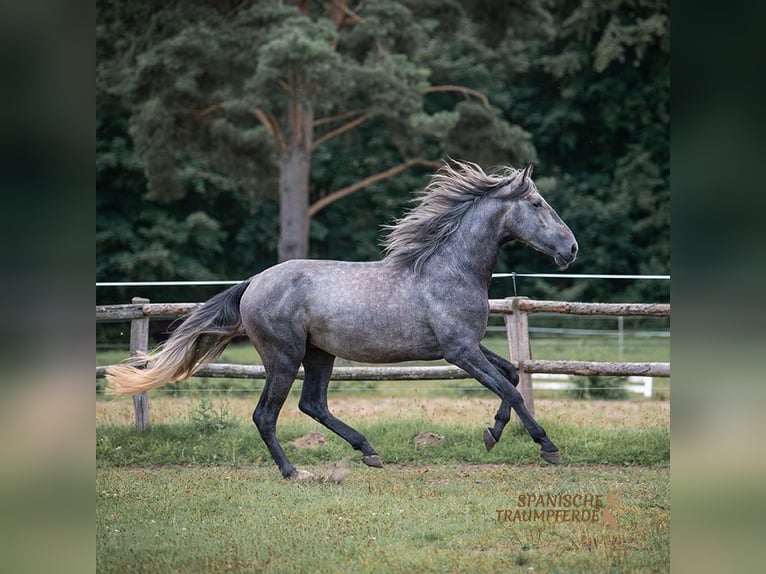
[299,347,382,468]
[252,353,308,480]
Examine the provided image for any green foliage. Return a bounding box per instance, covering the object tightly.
[250,16,343,104]
[97,0,669,304]
[190,397,235,433]
[490,0,669,303]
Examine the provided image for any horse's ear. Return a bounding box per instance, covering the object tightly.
[522,162,534,180]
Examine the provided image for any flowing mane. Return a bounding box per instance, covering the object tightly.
[381,160,530,273]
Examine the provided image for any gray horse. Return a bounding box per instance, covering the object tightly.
[107,160,578,479]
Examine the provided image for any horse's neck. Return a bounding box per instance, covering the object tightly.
[427,202,505,287]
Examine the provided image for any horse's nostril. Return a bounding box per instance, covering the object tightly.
[571,243,578,255]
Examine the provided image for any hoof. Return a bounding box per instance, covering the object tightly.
[483,428,497,452]
[540,450,562,465]
[362,454,383,468]
[288,469,315,481]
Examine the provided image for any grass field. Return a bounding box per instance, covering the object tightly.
[97,330,669,572]
[97,394,669,572]
[97,464,669,573]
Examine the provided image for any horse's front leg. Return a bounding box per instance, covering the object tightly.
[478,344,518,450]
[481,344,519,387]
[447,346,561,464]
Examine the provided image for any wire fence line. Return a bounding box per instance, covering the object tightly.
[96,273,670,288]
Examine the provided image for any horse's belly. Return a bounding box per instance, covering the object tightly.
[307,315,443,363]
[316,340,444,364]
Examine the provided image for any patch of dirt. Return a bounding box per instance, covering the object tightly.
[288,431,327,448]
[414,431,445,446]
[310,462,350,484]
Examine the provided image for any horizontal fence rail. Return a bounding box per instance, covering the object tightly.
[96,296,670,429]
[96,300,671,321]
[95,360,670,381]
[488,299,670,317]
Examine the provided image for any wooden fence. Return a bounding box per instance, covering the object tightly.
[96,296,670,430]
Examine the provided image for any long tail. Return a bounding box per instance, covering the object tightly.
[105,280,252,395]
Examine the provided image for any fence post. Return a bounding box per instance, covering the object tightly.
[504,296,534,419]
[130,297,150,431]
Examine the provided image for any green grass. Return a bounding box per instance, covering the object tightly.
[97,464,669,573]
[97,383,669,571]
[97,416,668,469]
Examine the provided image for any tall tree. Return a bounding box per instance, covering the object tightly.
[97,0,542,262]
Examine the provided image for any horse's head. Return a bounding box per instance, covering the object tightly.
[497,164,578,269]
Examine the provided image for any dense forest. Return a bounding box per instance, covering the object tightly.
[97,0,669,305]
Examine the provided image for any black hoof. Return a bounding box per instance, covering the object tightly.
[540,450,562,465]
[483,428,497,452]
[362,454,383,468]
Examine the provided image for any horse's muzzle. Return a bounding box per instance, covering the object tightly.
[554,242,578,269]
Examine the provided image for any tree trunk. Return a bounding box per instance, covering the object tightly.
[278,146,310,261]
[278,95,314,262]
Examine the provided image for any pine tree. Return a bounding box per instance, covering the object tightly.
[97,0,543,262]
